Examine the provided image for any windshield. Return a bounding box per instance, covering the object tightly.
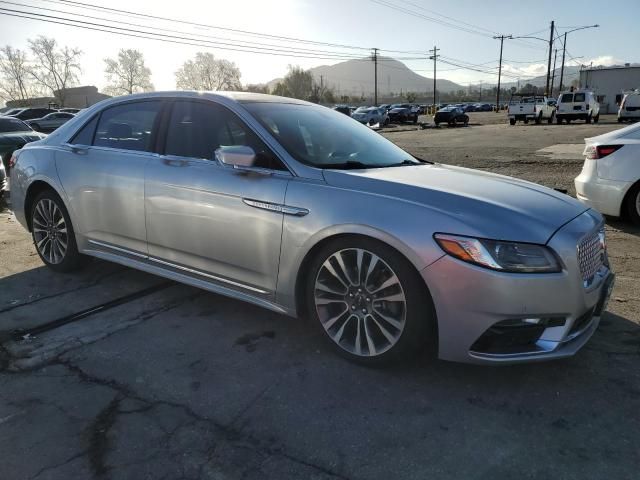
[0,117,32,133]
[244,102,419,169]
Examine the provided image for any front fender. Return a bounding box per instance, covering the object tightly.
[275,178,449,313]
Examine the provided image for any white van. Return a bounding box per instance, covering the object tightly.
[556,90,600,124]
[618,91,640,123]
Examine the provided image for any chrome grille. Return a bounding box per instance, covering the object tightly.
[577,229,605,286]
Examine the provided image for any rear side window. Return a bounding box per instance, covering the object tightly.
[574,93,586,102]
[70,115,98,145]
[94,101,162,152]
[560,94,573,103]
[164,101,287,171]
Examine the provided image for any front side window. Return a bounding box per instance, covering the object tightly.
[93,101,162,152]
[244,102,420,169]
[164,101,286,171]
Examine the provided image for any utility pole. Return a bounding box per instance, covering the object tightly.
[493,35,512,112]
[372,48,379,106]
[545,20,554,96]
[559,32,567,92]
[428,45,440,108]
[550,49,558,97]
[479,81,483,101]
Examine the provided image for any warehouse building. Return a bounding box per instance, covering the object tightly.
[580,64,640,113]
[5,85,110,109]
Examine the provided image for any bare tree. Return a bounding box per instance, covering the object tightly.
[104,49,154,96]
[175,52,241,91]
[0,46,42,105]
[28,36,82,106]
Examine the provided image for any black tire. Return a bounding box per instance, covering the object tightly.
[535,114,542,124]
[625,183,640,226]
[509,118,516,125]
[524,118,529,124]
[556,117,563,124]
[618,117,623,123]
[463,118,469,126]
[31,189,89,272]
[413,115,418,124]
[586,113,592,124]
[548,112,554,124]
[305,236,436,366]
[594,114,599,124]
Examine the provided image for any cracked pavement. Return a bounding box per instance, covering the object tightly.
[1,120,640,479]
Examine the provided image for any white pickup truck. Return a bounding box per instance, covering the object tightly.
[507,94,556,125]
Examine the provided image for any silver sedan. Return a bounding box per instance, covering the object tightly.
[10,91,615,365]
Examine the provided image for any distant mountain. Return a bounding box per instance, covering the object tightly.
[267,56,463,95]
[501,65,581,90]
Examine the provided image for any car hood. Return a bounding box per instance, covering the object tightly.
[0,131,46,145]
[322,163,588,244]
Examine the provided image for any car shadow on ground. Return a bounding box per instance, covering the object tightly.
[606,216,640,237]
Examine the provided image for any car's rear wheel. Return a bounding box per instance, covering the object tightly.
[509,118,516,125]
[594,114,600,124]
[535,113,542,124]
[548,112,554,124]
[31,190,88,272]
[306,237,435,365]
[625,183,640,226]
[586,113,592,124]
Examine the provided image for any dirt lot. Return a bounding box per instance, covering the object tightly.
[1,116,639,480]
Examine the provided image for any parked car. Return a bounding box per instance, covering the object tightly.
[575,121,640,225]
[10,107,57,121]
[11,91,614,366]
[387,104,418,123]
[478,103,493,112]
[463,104,477,113]
[58,108,82,114]
[0,116,46,172]
[434,106,469,126]
[27,112,75,132]
[617,91,640,123]
[3,108,26,116]
[556,90,600,124]
[332,105,351,116]
[351,107,389,126]
[0,154,6,197]
[507,94,555,125]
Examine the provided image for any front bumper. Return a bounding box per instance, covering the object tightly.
[422,210,613,365]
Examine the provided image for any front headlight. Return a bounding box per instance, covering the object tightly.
[434,233,562,273]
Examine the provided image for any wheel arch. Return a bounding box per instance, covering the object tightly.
[620,179,640,219]
[24,180,63,232]
[293,231,436,323]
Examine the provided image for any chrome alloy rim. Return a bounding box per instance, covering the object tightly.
[32,199,68,264]
[314,248,406,356]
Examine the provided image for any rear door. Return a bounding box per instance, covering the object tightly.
[56,99,164,254]
[144,99,291,295]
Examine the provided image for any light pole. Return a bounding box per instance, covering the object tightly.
[511,33,553,95]
[558,25,599,92]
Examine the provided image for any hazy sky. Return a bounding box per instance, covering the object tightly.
[0,0,637,91]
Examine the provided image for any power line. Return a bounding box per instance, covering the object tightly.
[1,0,369,59]
[0,7,375,61]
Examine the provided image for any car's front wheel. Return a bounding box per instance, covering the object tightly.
[306,237,435,365]
[31,190,88,272]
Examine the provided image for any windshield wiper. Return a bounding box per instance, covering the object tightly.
[323,161,385,170]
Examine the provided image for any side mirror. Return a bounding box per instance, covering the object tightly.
[215,145,256,168]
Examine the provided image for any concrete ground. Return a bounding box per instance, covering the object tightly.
[1,115,639,480]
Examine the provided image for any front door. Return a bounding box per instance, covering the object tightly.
[144,100,291,296]
[56,99,164,254]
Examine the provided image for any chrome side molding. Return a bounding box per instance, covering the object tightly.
[242,198,309,217]
[87,239,269,294]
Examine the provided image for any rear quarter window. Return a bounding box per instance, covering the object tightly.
[560,94,573,103]
[574,93,586,102]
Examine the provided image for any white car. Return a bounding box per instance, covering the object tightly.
[575,121,640,224]
[618,91,640,123]
[556,90,600,124]
[351,107,389,126]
